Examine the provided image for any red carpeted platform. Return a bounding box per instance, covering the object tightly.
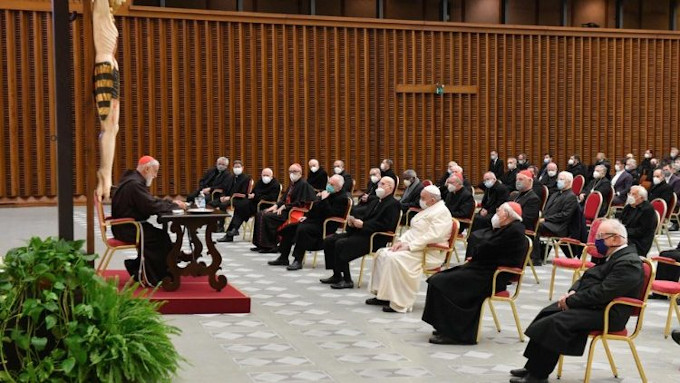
[102,270,250,315]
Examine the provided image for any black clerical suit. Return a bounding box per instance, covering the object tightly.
[510,189,541,232]
[187,167,232,203]
[336,170,353,194]
[112,170,179,286]
[520,246,643,379]
[656,242,680,282]
[444,186,475,232]
[488,158,504,180]
[470,181,508,232]
[380,168,398,188]
[307,167,328,191]
[351,179,379,219]
[228,178,281,233]
[539,173,558,195]
[500,168,518,192]
[566,163,587,178]
[540,189,578,237]
[213,172,252,209]
[323,196,401,282]
[650,180,674,208]
[252,179,316,250]
[620,200,657,257]
[422,220,527,344]
[399,180,424,224]
[276,190,349,264]
[580,177,612,217]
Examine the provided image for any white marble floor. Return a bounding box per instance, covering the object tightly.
[1,206,679,382]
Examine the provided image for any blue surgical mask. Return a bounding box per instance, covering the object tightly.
[594,238,609,255]
[326,184,335,193]
[556,180,565,190]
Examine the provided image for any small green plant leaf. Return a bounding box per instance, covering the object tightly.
[45,314,57,329]
[30,336,48,351]
[61,357,76,374]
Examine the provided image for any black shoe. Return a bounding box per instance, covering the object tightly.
[531,259,543,267]
[250,247,262,252]
[330,280,354,289]
[124,258,140,277]
[649,293,668,300]
[510,368,529,378]
[320,275,341,284]
[669,223,679,232]
[365,297,390,306]
[428,334,461,345]
[382,306,397,313]
[259,247,279,254]
[672,329,680,345]
[217,234,234,243]
[267,257,289,266]
[286,260,303,270]
[509,374,548,383]
[432,330,440,336]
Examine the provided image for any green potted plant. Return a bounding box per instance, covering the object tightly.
[0,237,183,382]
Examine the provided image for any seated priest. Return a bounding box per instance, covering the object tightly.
[649,168,675,208]
[320,177,401,289]
[366,185,453,313]
[509,170,541,232]
[470,172,509,232]
[536,171,579,266]
[111,156,187,286]
[538,162,558,195]
[250,163,316,253]
[307,158,328,192]
[186,156,231,204]
[217,168,281,242]
[578,164,612,217]
[436,161,458,195]
[620,185,657,257]
[422,202,527,345]
[352,167,381,218]
[267,175,349,270]
[500,157,519,193]
[332,159,354,194]
[212,160,252,232]
[509,219,643,383]
[443,174,475,232]
[380,158,398,186]
[398,169,425,224]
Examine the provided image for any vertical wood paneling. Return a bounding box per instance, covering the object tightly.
[2,6,680,201]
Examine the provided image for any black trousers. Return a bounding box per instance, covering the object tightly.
[324,232,388,281]
[252,211,287,249]
[278,222,324,262]
[523,340,560,379]
[656,249,680,281]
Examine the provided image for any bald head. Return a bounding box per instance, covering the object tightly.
[377,176,395,198]
[328,174,345,191]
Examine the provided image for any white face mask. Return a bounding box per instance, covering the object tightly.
[146,176,154,187]
[447,184,456,193]
[262,176,272,184]
[484,180,494,189]
[653,177,662,185]
[491,214,501,229]
[310,166,319,173]
[644,153,651,158]
[380,163,387,171]
[403,179,411,187]
[615,165,622,172]
[544,158,550,164]
[375,188,386,199]
[490,155,497,161]
[233,167,243,176]
[334,166,343,175]
[626,195,636,205]
[290,173,301,182]
[508,163,516,170]
[370,175,380,184]
[518,159,526,164]
[592,171,601,179]
[419,199,428,210]
[547,170,557,177]
[568,159,574,165]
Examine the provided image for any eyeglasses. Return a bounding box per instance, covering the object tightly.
[595,233,619,240]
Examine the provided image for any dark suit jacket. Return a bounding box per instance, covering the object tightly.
[668,174,680,196]
[481,181,509,215]
[611,171,633,205]
[566,163,587,178]
[525,246,643,356]
[303,191,350,232]
[649,180,674,208]
[198,167,232,193]
[307,167,329,191]
[581,177,612,217]
[510,189,540,231]
[587,159,612,182]
[399,180,424,212]
[337,171,354,194]
[444,187,475,220]
[276,179,316,210]
[380,168,398,186]
[234,178,281,218]
[500,168,518,192]
[539,174,558,195]
[620,201,657,257]
[488,158,504,180]
[349,196,401,238]
[212,173,252,208]
[541,189,579,237]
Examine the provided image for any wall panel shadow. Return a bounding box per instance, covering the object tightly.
[0,2,679,202]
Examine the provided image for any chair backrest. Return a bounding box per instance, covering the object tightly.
[247,178,255,194]
[93,191,108,240]
[572,174,585,195]
[651,198,668,224]
[351,179,356,194]
[540,185,549,210]
[448,218,459,248]
[512,235,534,283]
[605,185,615,213]
[666,192,677,220]
[632,257,654,317]
[583,191,603,223]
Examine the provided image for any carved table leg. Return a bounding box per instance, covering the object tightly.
[162,220,185,291]
[204,219,228,291]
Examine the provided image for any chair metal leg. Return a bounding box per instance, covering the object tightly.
[527,256,540,284]
[312,251,318,268]
[476,298,488,343]
[556,355,564,379]
[488,300,501,332]
[583,336,601,383]
[96,248,112,274]
[626,339,648,383]
[600,338,618,378]
[664,297,675,338]
[508,300,525,342]
[667,227,673,246]
[357,256,366,288]
[548,265,557,300]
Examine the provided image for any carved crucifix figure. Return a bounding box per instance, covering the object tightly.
[93,0,124,199]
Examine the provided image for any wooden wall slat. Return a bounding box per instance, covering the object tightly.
[2,5,680,202]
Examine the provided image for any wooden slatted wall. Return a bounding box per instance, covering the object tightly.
[1,2,679,202]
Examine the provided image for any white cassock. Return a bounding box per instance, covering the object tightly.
[369,200,453,312]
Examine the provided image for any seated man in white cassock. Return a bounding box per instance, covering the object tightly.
[366,185,453,313]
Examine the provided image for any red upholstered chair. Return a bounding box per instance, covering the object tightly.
[659,192,677,246]
[556,257,654,383]
[650,256,680,338]
[422,179,433,187]
[650,198,668,252]
[582,191,603,225]
[603,185,615,219]
[539,185,549,211]
[421,218,459,275]
[453,203,477,264]
[94,191,141,275]
[357,210,403,288]
[523,213,541,284]
[571,174,585,196]
[306,197,353,268]
[548,218,605,300]
[476,235,533,342]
